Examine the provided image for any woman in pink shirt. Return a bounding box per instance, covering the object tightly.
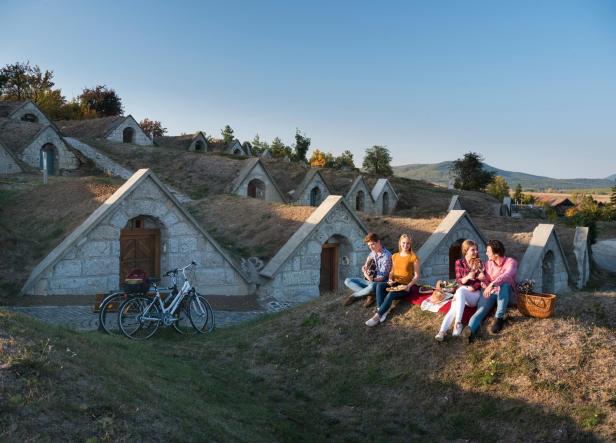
[463,239,518,343]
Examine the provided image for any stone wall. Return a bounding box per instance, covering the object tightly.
[10,102,52,126]
[258,204,366,304]
[294,175,331,206]
[345,181,375,215]
[21,127,78,172]
[234,162,284,202]
[418,216,486,285]
[0,146,22,174]
[28,175,251,296]
[573,227,590,289]
[524,233,569,294]
[107,117,153,146]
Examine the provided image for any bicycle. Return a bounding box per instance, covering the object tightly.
[118,261,215,339]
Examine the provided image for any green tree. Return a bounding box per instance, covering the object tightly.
[270,137,292,158]
[293,129,311,162]
[251,134,269,156]
[0,61,54,101]
[139,118,167,138]
[334,150,355,170]
[221,125,235,143]
[79,85,123,117]
[513,183,524,204]
[362,145,393,176]
[450,152,494,191]
[486,176,510,202]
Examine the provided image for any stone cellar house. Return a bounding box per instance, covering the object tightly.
[22,169,253,296]
[56,115,153,146]
[230,158,286,202]
[287,168,333,206]
[154,131,209,152]
[370,178,399,215]
[0,118,79,175]
[207,138,249,156]
[0,99,54,126]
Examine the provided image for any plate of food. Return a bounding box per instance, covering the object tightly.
[386,284,408,292]
[418,285,433,294]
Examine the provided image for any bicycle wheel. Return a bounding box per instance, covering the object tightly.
[188,293,215,334]
[118,296,161,340]
[172,298,197,335]
[98,292,128,335]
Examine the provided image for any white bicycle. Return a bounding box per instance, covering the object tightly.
[118,261,215,340]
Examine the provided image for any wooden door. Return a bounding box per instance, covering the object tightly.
[319,243,338,293]
[119,228,160,282]
[448,244,462,279]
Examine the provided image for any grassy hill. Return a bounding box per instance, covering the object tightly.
[2,280,616,441]
[393,162,616,191]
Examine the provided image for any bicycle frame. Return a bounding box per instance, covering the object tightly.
[139,264,194,322]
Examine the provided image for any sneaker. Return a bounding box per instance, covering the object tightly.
[452,323,464,337]
[491,317,505,334]
[343,295,358,306]
[435,330,446,342]
[379,310,388,323]
[365,313,381,327]
[462,327,475,344]
[364,295,376,308]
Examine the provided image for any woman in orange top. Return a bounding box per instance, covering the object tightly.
[366,234,421,326]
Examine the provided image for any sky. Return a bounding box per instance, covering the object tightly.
[2,0,615,179]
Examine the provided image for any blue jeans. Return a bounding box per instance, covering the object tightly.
[467,283,511,334]
[344,277,377,298]
[376,283,412,316]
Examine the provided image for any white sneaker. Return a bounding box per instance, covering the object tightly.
[435,330,446,342]
[379,310,388,323]
[365,313,381,327]
[452,323,464,337]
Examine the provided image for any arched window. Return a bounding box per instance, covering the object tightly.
[123,127,135,143]
[39,143,56,175]
[310,186,322,207]
[233,148,243,155]
[355,190,365,212]
[448,239,464,279]
[195,140,204,151]
[382,192,389,214]
[542,250,555,293]
[21,113,38,123]
[247,179,265,199]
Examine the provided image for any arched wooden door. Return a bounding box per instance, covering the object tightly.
[120,217,160,282]
[319,243,339,293]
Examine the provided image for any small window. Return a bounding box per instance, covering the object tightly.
[21,113,38,123]
[355,190,365,211]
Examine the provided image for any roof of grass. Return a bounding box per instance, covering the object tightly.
[0,175,122,293]
[359,213,444,253]
[55,116,125,138]
[188,194,316,259]
[0,118,45,154]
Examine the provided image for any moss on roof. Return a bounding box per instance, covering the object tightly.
[0,175,122,293]
[188,194,315,259]
[154,134,197,150]
[0,118,45,154]
[263,160,311,196]
[55,116,125,138]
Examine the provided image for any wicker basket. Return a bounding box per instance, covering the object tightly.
[518,292,556,318]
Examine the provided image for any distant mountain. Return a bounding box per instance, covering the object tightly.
[393,162,616,191]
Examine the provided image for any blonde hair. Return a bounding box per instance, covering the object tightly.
[461,239,478,257]
[398,234,413,253]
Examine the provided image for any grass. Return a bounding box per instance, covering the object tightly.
[2,282,616,441]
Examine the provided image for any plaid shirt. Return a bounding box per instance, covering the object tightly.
[455,258,484,291]
[369,247,392,281]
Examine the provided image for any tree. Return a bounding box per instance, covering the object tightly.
[486,176,510,202]
[334,150,355,170]
[450,152,494,191]
[309,149,334,168]
[513,183,524,204]
[221,125,234,143]
[293,129,311,162]
[270,137,292,158]
[79,85,123,117]
[0,61,54,101]
[362,145,393,176]
[139,118,167,138]
[251,134,269,156]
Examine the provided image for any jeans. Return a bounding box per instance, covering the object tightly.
[467,283,511,334]
[376,282,412,316]
[344,277,377,297]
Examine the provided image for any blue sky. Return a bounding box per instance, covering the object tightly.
[2,0,615,179]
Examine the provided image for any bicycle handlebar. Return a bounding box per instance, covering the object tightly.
[163,261,197,277]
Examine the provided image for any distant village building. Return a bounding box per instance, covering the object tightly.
[534,195,575,216]
[0,118,78,175]
[56,115,153,146]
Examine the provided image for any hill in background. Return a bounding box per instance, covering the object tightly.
[393,161,615,191]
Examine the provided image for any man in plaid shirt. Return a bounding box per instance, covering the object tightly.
[342,232,392,307]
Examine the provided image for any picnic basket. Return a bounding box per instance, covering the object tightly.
[517,292,556,318]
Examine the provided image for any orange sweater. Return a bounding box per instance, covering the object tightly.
[391,252,417,284]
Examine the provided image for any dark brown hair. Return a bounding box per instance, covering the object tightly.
[364,232,380,243]
[487,239,506,256]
